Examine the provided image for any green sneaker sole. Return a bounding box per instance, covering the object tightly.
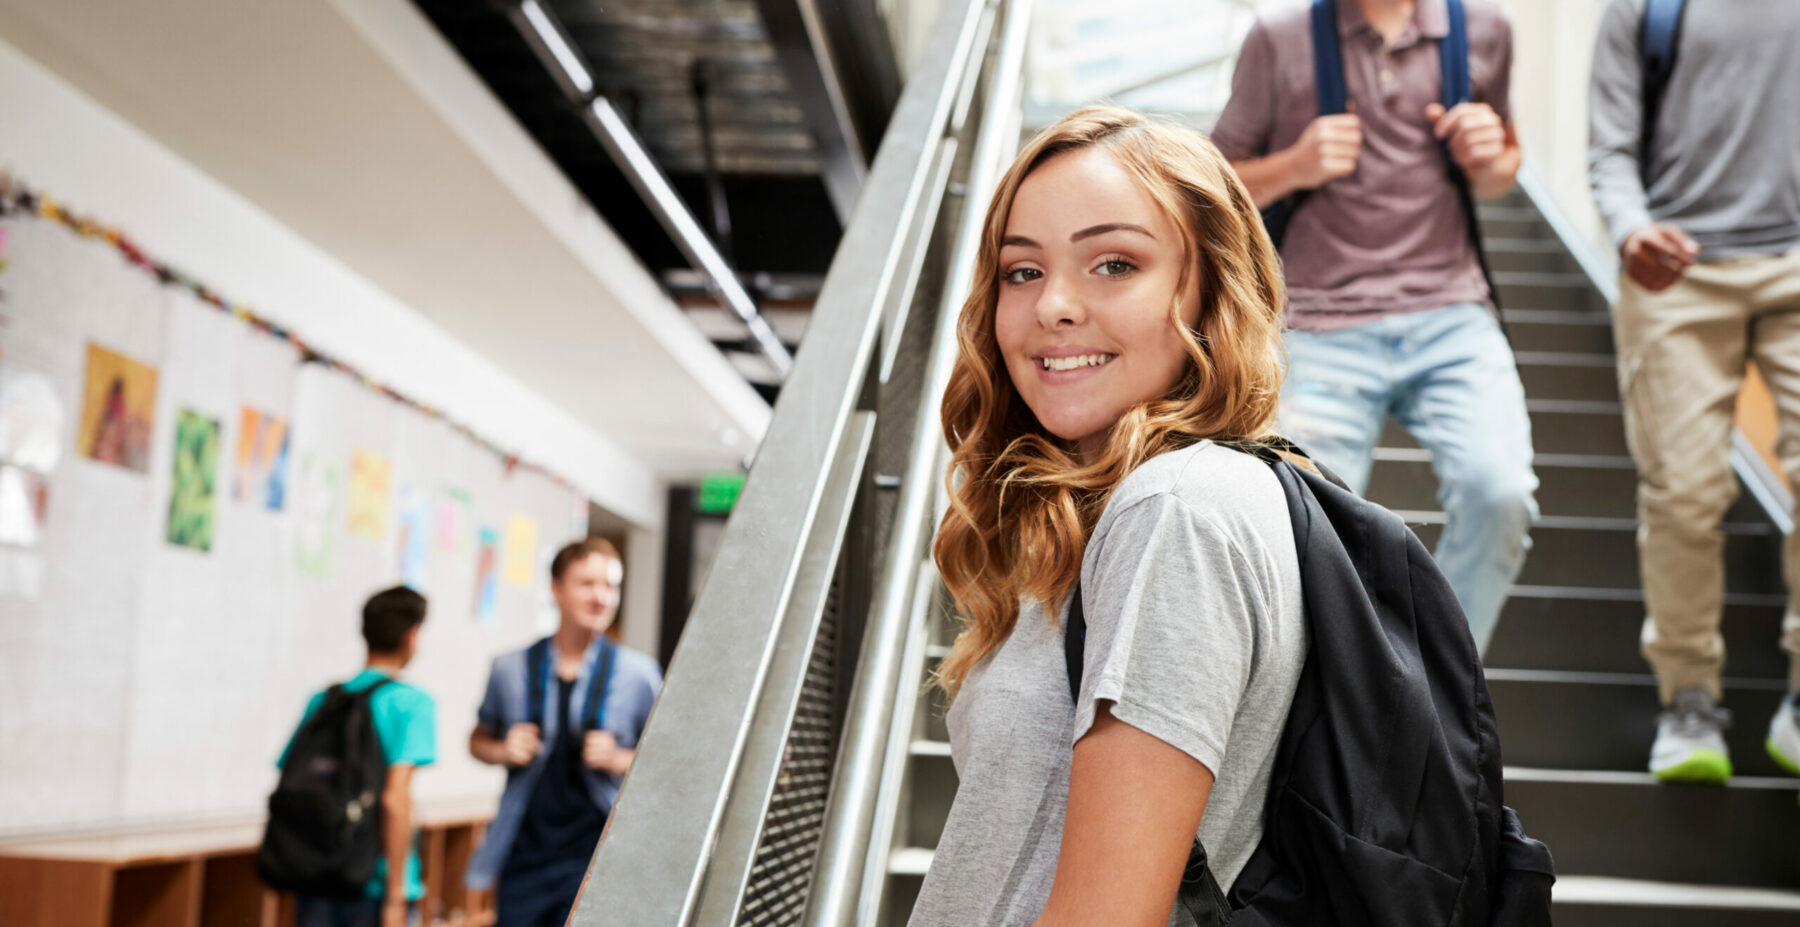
[1651,749,1733,784]
[1768,737,1800,777]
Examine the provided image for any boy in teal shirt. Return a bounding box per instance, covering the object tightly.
[280,586,436,927]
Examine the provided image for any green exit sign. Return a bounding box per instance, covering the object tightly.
[697,473,746,513]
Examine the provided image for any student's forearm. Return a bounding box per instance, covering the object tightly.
[469,729,506,766]
[382,766,414,904]
[1229,148,1306,210]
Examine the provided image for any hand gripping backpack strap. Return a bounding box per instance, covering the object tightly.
[1261,0,1349,251]
[1064,587,1233,925]
[1436,0,1509,328]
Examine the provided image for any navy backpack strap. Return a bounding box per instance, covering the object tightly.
[1436,0,1508,322]
[525,637,552,730]
[1261,0,1348,250]
[1639,0,1687,173]
[581,640,617,735]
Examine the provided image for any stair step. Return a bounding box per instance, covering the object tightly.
[1515,353,1619,399]
[1486,587,1792,680]
[1490,669,1791,776]
[1368,454,1635,519]
[1380,402,1629,457]
[1554,876,1800,927]
[1505,768,1800,888]
[1494,271,1609,312]
[1486,237,1585,275]
[889,847,934,876]
[1480,215,1555,240]
[1407,517,1782,594]
[1502,308,1616,354]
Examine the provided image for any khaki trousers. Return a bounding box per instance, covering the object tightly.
[1613,248,1800,704]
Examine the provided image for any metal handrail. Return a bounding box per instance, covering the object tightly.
[801,0,1034,922]
[569,1,996,922]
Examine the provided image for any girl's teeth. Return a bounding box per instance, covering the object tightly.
[1041,354,1111,371]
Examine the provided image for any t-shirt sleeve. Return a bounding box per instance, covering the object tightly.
[1209,18,1278,162]
[475,657,506,734]
[386,690,437,767]
[1072,492,1266,778]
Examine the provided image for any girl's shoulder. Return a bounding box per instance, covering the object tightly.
[1098,441,1290,543]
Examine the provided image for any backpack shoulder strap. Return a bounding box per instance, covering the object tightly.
[525,637,552,730]
[1639,0,1687,171]
[1261,0,1348,251]
[1439,0,1471,109]
[581,640,617,734]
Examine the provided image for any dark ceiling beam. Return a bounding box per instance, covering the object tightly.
[753,0,901,223]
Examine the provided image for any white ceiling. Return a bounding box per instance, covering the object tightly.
[0,0,772,478]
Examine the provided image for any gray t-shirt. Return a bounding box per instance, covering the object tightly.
[909,442,1308,927]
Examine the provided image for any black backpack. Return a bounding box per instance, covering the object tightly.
[1065,444,1554,926]
[258,679,393,898]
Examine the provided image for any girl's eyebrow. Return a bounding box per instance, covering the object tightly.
[1001,222,1155,250]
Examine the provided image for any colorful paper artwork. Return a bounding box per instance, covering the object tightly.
[502,514,537,588]
[166,408,220,551]
[435,488,470,557]
[474,526,500,626]
[397,488,430,592]
[295,452,340,578]
[78,343,158,472]
[347,450,391,540]
[233,407,290,510]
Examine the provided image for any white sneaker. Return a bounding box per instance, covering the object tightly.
[1649,687,1733,784]
[1767,692,1800,777]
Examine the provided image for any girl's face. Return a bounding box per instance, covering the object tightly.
[995,147,1202,461]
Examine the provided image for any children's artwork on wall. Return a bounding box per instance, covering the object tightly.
[435,488,470,558]
[78,343,158,472]
[166,408,220,551]
[295,451,340,578]
[474,526,499,626]
[397,488,430,591]
[346,449,391,540]
[233,407,289,510]
[502,513,537,588]
[0,367,64,473]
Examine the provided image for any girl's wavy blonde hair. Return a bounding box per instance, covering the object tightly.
[933,104,1287,697]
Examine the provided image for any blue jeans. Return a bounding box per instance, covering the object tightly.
[294,897,417,927]
[1280,303,1538,653]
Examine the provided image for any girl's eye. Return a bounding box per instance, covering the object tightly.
[1096,259,1136,277]
[1002,267,1042,285]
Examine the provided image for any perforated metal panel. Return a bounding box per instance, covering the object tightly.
[737,585,841,925]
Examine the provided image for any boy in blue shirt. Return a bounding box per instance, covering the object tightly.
[281,586,437,927]
[466,538,663,927]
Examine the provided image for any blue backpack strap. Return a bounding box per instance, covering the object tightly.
[1311,0,1348,116]
[1440,0,1471,109]
[1261,0,1347,250]
[580,639,617,734]
[525,636,552,730]
[1639,0,1686,170]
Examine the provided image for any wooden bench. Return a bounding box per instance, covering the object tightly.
[0,798,496,927]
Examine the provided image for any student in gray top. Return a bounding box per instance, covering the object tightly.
[1588,0,1800,785]
[912,106,1306,926]
[1212,0,1537,655]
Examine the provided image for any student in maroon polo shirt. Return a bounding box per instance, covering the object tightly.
[1214,0,1536,655]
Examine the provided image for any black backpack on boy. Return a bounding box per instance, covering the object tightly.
[1065,442,1554,926]
[257,679,392,898]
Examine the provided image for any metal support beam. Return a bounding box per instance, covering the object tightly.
[755,0,885,223]
[507,0,793,379]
